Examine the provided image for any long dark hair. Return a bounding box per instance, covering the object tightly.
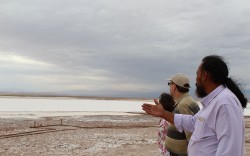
[202,55,247,108]
[159,92,175,112]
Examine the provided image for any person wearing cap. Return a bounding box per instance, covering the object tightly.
[165,73,200,156]
[142,55,247,156]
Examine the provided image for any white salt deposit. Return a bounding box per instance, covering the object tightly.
[0,97,249,118]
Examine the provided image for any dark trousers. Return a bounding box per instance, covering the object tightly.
[170,152,179,156]
[170,152,187,156]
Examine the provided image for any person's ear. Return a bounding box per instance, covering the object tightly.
[201,71,209,81]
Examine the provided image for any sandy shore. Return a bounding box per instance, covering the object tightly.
[0,112,249,156]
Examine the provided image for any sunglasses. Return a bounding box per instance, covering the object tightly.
[168,82,174,86]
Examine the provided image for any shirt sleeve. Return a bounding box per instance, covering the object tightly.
[174,114,196,133]
[215,104,244,156]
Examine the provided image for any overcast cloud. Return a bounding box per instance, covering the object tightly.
[0,0,250,98]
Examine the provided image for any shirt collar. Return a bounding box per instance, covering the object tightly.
[175,93,189,105]
[201,85,225,108]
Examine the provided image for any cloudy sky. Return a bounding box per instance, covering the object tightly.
[0,0,250,98]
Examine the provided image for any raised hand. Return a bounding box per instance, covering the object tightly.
[142,98,165,117]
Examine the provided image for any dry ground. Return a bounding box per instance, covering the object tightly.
[0,113,249,156]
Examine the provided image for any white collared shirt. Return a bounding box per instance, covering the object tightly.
[174,85,245,156]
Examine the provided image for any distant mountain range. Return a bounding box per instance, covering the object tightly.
[0,89,250,101]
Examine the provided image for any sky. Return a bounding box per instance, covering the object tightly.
[0,0,250,98]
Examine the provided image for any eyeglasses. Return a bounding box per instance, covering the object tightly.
[168,82,174,86]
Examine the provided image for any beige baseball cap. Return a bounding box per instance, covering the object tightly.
[167,73,190,89]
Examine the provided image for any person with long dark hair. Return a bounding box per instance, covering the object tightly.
[157,93,175,156]
[142,55,247,156]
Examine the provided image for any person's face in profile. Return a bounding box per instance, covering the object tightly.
[195,63,207,98]
[168,81,175,96]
